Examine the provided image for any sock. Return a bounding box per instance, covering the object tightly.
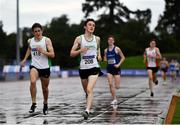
[85,108,89,114]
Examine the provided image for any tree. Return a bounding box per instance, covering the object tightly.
[0,21,7,58]
[43,15,82,68]
[156,0,180,37]
[82,0,151,33]
[155,0,180,52]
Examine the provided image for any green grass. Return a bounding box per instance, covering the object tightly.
[99,55,145,69]
[161,53,180,61]
[172,98,180,124]
[99,53,180,69]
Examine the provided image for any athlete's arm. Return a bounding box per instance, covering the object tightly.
[143,49,147,64]
[114,47,125,68]
[103,49,107,62]
[70,36,87,57]
[37,38,55,58]
[155,47,162,60]
[96,36,102,61]
[21,39,31,66]
[46,38,55,58]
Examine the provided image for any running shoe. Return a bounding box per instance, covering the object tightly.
[154,80,158,85]
[82,111,89,120]
[150,92,154,97]
[29,103,37,113]
[111,99,117,105]
[163,81,167,85]
[43,104,48,115]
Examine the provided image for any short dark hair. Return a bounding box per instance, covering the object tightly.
[150,38,156,42]
[31,23,42,31]
[108,35,115,39]
[84,18,95,26]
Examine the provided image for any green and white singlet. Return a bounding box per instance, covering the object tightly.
[29,36,51,69]
[80,35,99,70]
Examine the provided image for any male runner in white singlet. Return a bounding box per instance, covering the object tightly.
[70,18,102,120]
[21,23,55,115]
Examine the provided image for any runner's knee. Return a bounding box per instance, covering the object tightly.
[87,88,93,94]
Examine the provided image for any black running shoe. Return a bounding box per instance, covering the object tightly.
[82,111,89,120]
[29,103,37,113]
[150,92,154,97]
[155,80,158,85]
[43,104,48,115]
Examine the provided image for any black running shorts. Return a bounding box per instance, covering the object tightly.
[146,67,159,73]
[30,65,50,78]
[79,67,100,79]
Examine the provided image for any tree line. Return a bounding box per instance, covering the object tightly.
[0,0,179,68]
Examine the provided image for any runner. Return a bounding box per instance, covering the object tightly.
[144,39,162,97]
[104,35,125,105]
[21,23,55,115]
[70,18,102,120]
[169,59,176,82]
[160,57,169,84]
[174,59,180,79]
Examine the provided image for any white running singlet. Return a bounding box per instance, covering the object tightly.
[80,35,99,69]
[29,36,51,69]
[145,47,158,67]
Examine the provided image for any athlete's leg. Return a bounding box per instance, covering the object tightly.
[29,68,39,103]
[147,70,154,95]
[86,74,99,112]
[107,73,116,100]
[29,68,38,113]
[153,72,157,83]
[161,71,167,84]
[161,71,164,80]
[81,79,88,95]
[40,77,50,115]
[40,77,50,104]
[114,75,120,89]
[174,71,177,80]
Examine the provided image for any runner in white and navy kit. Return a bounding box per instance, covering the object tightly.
[104,35,125,105]
[144,39,162,97]
[70,19,102,120]
[21,23,55,115]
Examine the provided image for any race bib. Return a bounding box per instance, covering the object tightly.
[108,58,116,64]
[32,48,41,56]
[82,55,95,65]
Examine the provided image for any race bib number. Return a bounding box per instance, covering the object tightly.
[108,58,116,64]
[83,55,95,65]
[85,59,94,64]
[32,48,41,56]
[33,51,41,56]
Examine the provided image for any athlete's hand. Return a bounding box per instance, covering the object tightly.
[98,56,102,61]
[80,47,88,54]
[20,60,26,67]
[114,64,120,68]
[36,47,44,53]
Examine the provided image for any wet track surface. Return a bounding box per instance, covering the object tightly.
[0,77,179,124]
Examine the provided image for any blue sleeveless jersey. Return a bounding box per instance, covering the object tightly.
[106,46,121,69]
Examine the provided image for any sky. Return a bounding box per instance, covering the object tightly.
[0,0,165,34]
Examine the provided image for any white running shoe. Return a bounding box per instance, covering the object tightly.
[111,99,117,105]
[163,81,167,85]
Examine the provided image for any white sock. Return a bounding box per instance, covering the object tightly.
[85,108,89,114]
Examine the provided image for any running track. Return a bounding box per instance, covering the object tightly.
[0,77,179,124]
